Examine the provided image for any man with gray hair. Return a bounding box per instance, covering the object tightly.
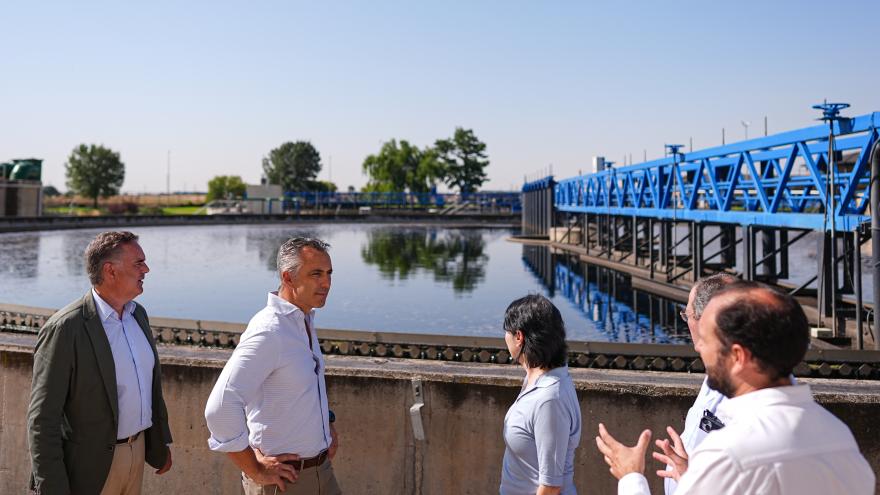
[661,273,737,494]
[28,231,173,495]
[206,237,341,494]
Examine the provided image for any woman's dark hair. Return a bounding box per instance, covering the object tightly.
[503,294,568,369]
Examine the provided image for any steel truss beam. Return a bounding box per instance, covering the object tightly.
[555,113,880,232]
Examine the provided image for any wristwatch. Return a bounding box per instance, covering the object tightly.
[328,409,336,423]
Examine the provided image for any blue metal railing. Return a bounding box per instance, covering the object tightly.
[554,112,880,231]
[281,191,521,212]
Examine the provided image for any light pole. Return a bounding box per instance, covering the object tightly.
[813,101,850,338]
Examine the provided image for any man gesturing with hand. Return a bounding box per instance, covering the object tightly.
[595,282,874,495]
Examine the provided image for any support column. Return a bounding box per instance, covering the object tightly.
[760,228,777,281]
[817,232,834,323]
[744,225,756,281]
[778,230,790,279]
[692,222,703,282]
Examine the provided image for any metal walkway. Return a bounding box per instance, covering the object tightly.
[553,111,879,231]
[521,106,880,350]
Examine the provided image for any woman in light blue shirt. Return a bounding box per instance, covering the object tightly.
[501,295,582,495]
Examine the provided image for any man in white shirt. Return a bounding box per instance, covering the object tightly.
[205,237,341,495]
[28,231,173,495]
[662,273,737,494]
[596,281,875,495]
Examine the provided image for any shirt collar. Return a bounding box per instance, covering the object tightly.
[267,291,313,320]
[534,365,568,388]
[715,384,813,423]
[516,366,569,401]
[91,288,136,322]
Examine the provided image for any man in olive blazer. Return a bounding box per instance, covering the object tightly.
[27,232,173,494]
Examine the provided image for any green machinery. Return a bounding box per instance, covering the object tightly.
[1,159,43,181]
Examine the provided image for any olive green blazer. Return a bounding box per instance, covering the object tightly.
[27,292,173,495]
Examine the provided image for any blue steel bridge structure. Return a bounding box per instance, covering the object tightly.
[521,106,880,350]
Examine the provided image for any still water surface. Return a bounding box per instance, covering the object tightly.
[0,224,690,343]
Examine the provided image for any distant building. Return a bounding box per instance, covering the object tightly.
[243,184,284,214]
[0,158,43,217]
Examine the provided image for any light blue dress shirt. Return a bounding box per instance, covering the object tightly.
[501,366,581,495]
[91,289,155,439]
[205,292,331,458]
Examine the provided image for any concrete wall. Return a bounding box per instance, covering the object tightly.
[2,339,879,494]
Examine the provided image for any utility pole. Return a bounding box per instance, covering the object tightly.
[166,150,171,204]
[764,116,768,136]
[722,128,726,145]
[741,120,751,140]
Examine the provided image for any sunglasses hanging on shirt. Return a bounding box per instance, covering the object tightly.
[699,409,725,433]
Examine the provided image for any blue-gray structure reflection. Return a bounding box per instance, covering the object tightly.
[521,245,690,344]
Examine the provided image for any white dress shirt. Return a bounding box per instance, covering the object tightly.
[205,292,331,458]
[92,289,155,439]
[663,377,726,495]
[620,384,875,495]
[665,375,797,495]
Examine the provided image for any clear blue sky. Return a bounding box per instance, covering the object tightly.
[2,0,878,193]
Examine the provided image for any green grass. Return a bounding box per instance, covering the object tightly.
[45,206,100,215]
[161,205,206,215]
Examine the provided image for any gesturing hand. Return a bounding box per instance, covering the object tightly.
[252,448,300,491]
[595,423,653,480]
[653,426,689,481]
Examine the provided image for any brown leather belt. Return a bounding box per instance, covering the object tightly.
[283,449,329,471]
[115,431,141,444]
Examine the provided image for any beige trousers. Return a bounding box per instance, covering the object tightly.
[100,433,145,495]
[242,459,342,495]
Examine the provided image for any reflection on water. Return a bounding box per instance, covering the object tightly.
[522,245,691,344]
[61,231,94,278]
[243,227,327,273]
[361,229,487,293]
[0,224,695,342]
[0,234,40,279]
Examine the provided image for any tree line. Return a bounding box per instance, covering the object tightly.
[61,127,489,206]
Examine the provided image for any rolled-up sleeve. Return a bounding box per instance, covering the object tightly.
[534,398,570,487]
[205,330,278,452]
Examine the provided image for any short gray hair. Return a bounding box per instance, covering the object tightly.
[277,237,330,277]
[85,231,139,285]
[693,273,739,319]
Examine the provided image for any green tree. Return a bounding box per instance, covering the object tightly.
[262,141,322,192]
[435,128,489,193]
[64,144,125,208]
[311,180,338,192]
[206,175,246,201]
[42,185,61,197]
[362,139,443,193]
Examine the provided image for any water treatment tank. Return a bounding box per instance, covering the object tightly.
[9,159,42,181]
